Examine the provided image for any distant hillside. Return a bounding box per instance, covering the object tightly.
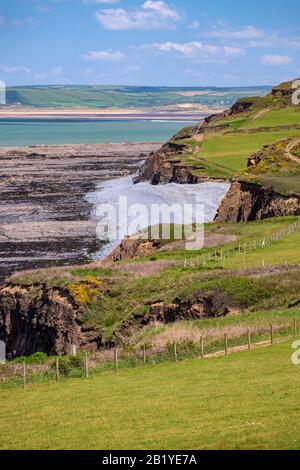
[4,85,270,109]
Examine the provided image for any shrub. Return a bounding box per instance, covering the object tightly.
[13,352,48,364]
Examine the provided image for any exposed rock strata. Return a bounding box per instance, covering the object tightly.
[108,237,161,262]
[0,283,104,357]
[215,180,300,222]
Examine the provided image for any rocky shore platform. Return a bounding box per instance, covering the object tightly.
[0,142,160,281]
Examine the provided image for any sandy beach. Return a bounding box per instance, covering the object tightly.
[0,104,224,121]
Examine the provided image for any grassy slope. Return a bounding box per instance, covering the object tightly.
[10,216,300,339]
[201,128,298,173]
[170,82,300,194]
[1,342,299,450]
[4,85,270,109]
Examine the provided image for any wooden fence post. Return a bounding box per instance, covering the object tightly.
[247,329,251,351]
[270,324,274,345]
[200,336,204,358]
[173,341,177,363]
[55,357,60,383]
[22,361,26,390]
[85,352,89,379]
[114,349,118,372]
[143,344,146,366]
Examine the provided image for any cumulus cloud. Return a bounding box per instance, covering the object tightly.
[206,25,264,40]
[151,41,245,62]
[261,54,293,66]
[81,50,124,60]
[95,1,181,30]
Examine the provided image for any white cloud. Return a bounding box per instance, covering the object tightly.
[152,41,245,62]
[261,54,293,66]
[95,1,181,30]
[0,66,31,74]
[206,26,264,40]
[81,50,124,60]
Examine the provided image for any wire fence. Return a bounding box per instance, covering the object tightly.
[183,219,300,270]
[0,318,298,391]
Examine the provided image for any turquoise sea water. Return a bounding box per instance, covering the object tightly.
[0,119,198,146]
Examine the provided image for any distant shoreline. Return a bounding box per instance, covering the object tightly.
[0,105,223,121]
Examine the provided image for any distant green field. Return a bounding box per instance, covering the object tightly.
[4,85,270,109]
[0,342,299,450]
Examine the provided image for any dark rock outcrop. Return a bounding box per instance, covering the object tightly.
[112,289,232,344]
[136,141,197,184]
[108,237,161,262]
[215,180,300,222]
[0,283,104,357]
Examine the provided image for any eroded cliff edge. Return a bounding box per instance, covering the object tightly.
[214,180,300,222]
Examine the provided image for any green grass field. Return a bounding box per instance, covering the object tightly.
[245,107,300,129]
[0,342,299,450]
[200,129,299,175]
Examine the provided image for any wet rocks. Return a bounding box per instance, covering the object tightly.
[0,142,160,281]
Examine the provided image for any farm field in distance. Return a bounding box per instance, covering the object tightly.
[2,85,270,109]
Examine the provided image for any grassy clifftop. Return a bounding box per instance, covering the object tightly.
[162,80,300,194]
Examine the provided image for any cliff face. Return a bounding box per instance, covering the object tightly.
[137,142,200,185]
[215,180,300,222]
[0,284,104,357]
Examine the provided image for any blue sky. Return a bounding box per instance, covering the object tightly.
[1,0,299,87]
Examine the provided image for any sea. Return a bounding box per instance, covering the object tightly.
[0,118,199,146]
